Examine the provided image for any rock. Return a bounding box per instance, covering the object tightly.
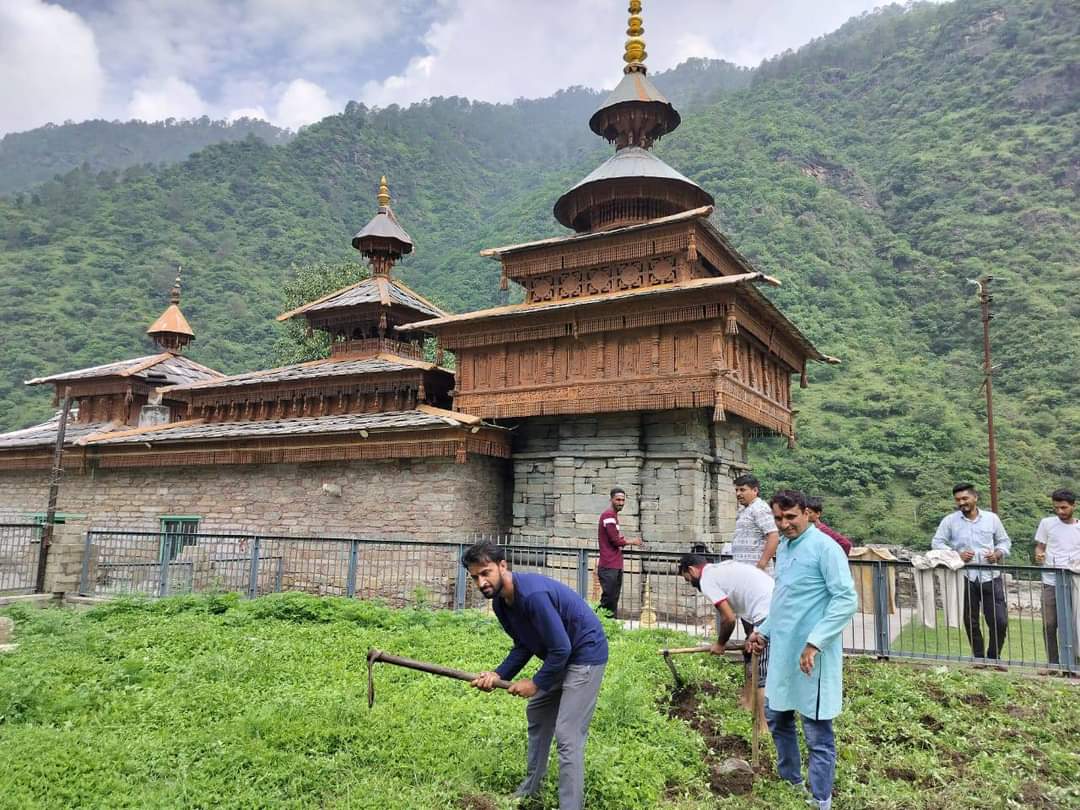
[0,616,13,644]
[715,757,753,777]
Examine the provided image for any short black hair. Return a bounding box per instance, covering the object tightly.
[805,496,824,512]
[770,489,808,510]
[610,486,626,498]
[952,482,978,496]
[733,474,760,489]
[461,542,505,569]
[1051,488,1076,504]
[677,553,710,574]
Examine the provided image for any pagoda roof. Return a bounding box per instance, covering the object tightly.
[79,406,487,446]
[147,304,194,337]
[276,277,445,322]
[589,70,680,137]
[553,147,713,229]
[0,412,118,450]
[563,146,709,196]
[482,206,713,257]
[402,273,829,363]
[161,353,447,395]
[26,353,224,387]
[352,205,414,253]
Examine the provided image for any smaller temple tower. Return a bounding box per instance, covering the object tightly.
[277,176,440,363]
[146,269,195,353]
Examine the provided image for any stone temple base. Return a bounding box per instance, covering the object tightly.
[508,409,749,551]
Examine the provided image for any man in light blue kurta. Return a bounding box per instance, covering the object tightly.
[748,490,857,810]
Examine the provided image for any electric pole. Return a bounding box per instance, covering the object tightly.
[977,277,999,514]
[35,388,73,593]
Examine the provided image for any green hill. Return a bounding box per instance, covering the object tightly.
[0,0,1075,547]
[0,117,292,196]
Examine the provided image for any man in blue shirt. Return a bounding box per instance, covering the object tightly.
[465,542,608,810]
[747,490,857,810]
[931,482,1012,662]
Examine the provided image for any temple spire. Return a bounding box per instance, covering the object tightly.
[147,265,195,353]
[352,174,414,277]
[552,0,711,232]
[169,266,182,305]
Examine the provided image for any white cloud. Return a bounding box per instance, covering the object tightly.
[0,0,105,134]
[362,0,898,108]
[127,77,208,122]
[273,79,339,130]
[227,106,270,123]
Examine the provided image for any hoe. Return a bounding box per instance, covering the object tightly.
[367,648,511,708]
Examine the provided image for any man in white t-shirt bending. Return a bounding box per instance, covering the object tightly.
[678,554,774,715]
[1035,488,1080,666]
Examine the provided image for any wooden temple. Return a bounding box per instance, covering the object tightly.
[0,1,827,546]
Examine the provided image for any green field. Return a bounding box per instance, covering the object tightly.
[0,595,1077,809]
[891,610,1052,666]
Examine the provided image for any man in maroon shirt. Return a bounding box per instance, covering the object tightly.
[597,487,642,617]
[806,496,852,556]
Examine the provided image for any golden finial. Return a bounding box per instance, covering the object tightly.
[170,265,182,305]
[624,0,647,68]
[377,175,391,208]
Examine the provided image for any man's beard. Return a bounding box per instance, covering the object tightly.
[480,577,504,600]
[690,575,701,591]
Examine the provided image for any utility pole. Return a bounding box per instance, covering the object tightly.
[977,277,999,514]
[34,388,73,593]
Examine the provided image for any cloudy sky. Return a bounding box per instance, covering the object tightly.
[1,0,896,136]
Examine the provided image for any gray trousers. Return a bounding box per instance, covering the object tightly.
[516,663,606,810]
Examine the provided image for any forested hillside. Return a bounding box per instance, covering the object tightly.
[0,118,292,195]
[0,0,1074,547]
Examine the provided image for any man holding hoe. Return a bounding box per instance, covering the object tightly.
[677,553,773,724]
[465,542,608,810]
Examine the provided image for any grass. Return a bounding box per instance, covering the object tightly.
[0,593,1076,809]
[891,610,1051,665]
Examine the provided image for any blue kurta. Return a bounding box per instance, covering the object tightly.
[756,524,857,720]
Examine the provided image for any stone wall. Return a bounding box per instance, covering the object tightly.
[0,456,510,539]
[510,409,748,550]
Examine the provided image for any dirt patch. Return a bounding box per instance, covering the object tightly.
[1019,781,1055,809]
[918,714,944,732]
[709,760,755,796]
[959,693,990,707]
[884,766,918,782]
[458,794,499,810]
[668,682,756,797]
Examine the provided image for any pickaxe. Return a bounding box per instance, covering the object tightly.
[657,640,745,688]
[366,648,511,708]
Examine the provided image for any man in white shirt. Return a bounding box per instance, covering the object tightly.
[931,482,1012,662]
[678,554,773,717]
[731,474,780,570]
[1034,489,1080,665]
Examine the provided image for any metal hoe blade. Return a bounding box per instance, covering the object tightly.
[662,651,684,688]
[367,648,382,709]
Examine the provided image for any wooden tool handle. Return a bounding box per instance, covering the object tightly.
[368,649,511,689]
[659,640,745,656]
[750,650,761,768]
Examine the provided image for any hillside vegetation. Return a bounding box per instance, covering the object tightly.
[0,117,292,196]
[0,0,1075,547]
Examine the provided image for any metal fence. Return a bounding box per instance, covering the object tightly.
[77,530,1078,675]
[0,524,41,595]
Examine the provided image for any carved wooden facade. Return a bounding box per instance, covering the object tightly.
[413,211,822,439]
